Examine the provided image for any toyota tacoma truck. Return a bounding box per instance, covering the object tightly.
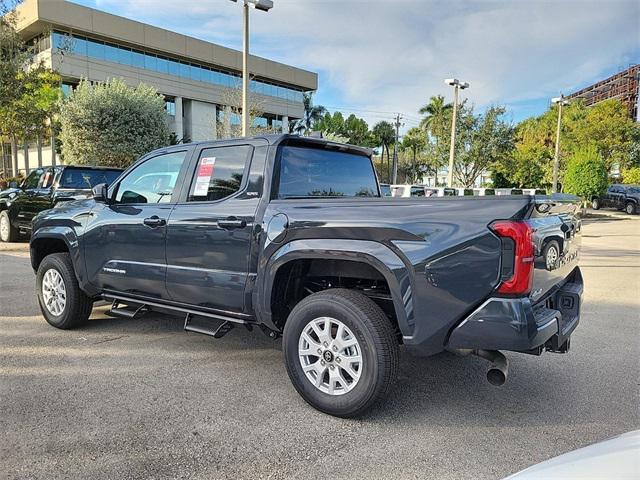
[29,135,583,417]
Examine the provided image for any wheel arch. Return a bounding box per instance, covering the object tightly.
[256,239,414,336]
[30,228,85,286]
[542,235,564,253]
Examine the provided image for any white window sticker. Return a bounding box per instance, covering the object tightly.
[194,157,216,196]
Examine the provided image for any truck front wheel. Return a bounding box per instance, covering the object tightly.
[36,253,93,329]
[0,210,18,242]
[283,289,399,417]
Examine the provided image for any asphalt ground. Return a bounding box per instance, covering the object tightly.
[0,211,638,480]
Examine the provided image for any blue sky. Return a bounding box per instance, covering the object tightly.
[73,0,639,130]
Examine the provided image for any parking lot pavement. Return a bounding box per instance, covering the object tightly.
[1,212,638,480]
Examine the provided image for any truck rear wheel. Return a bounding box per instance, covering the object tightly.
[591,198,600,210]
[36,253,93,329]
[0,210,18,242]
[283,289,399,417]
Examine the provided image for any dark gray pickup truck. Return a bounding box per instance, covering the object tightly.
[29,135,583,417]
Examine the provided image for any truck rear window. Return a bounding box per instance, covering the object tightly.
[60,168,121,188]
[276,146,379,199]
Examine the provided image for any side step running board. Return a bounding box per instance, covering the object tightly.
[184,313,235,339]
[102,294,253,340]
[108,300,147,319]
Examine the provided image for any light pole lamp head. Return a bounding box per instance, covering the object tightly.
[444,78,459,86]
[250,0,273,11]
[459,82,470,89]
[551,96,570,106]
[229,0,274,11]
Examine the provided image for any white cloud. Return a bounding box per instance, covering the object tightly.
[93,0,639,124]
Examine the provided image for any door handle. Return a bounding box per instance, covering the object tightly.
[218,217,246,229]
[143,216,166,228]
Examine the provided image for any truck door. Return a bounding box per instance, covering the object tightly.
[11,168,45,230]
[165,142,261,314]
[83,149,191,299]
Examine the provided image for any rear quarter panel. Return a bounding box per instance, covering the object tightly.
[260,196,532,354]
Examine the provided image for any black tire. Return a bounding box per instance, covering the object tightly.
[283,289,399,417]
[36,252,93,329]
[591,198,600,210]
[625,202,636,215]
[0,210,18,242]
[542,240,560,271]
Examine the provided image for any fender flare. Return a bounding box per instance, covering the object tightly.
[255,238,415,335]
[29,227,88,289]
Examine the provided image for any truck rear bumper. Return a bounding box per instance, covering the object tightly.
[445,268,583,353]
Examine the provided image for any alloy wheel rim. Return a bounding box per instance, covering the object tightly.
[0,215,8,240]
[42,269,67,316]
[627,204,633,214]
[298,316,363,396]
[546,246,558,270]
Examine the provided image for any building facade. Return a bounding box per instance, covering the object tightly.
[567,65,639,121]
[5,0,317,176]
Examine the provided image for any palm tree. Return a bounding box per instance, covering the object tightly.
[419,95,452,133]
[401,127,427,183]
[294,92,326,134]
[372,121,395,182]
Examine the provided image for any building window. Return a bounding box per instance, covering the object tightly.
[165,99,176,116]
[51,31,308,103]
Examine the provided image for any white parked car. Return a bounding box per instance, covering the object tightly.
[504,430,640,479]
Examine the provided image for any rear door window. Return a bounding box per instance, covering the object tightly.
[187,145,252,202]
[276,146,378,198]
[23,169,45,189]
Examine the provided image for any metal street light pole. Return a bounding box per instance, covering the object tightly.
[230,0,274,137]
[392,113,403,184]
[445,78,469,188]
[242,1,249,137]
[551,95,569,193]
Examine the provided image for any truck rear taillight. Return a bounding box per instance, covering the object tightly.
[491,220,534,295]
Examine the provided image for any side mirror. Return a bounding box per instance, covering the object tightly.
[9,181,18,188]
[92,183,109,203]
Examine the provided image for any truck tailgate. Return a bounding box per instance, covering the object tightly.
[526,195,582,304]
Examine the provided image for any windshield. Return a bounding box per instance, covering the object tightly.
[627,187,639,193]
[277,146,379,199]
[60,169,121,189]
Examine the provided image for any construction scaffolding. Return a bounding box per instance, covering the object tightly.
[567,65,639,121]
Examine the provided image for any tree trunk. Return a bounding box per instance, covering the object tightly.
[11,136,18,177]
[37,135,43,167]
[23,140,30,173]
[51,122,57,166]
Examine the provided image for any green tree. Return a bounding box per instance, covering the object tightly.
[342,114,372,146]
[0,1,61,175]
[59,79,169,168]
[314,111,345,135]
[563,146,609,201]
[453,105,514,187]
[571,99,640,170]
[622,167,640,184]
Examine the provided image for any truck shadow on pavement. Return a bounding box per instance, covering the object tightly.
[71,306,595,427]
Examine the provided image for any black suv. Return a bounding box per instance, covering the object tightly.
[0,165,122,242]
[591,184,640,215]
